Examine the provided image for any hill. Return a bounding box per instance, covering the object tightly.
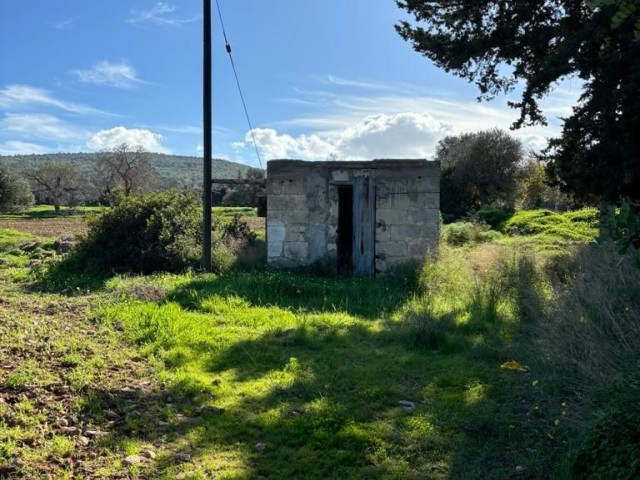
[0,152,257,188]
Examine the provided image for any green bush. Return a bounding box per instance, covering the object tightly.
[603,199,640,252]
[72,190,204,274]
[50,190,262,280]
[474,205,512,229]
[441,221,502,246]
[570,389,640,480]
[223,214,257,244]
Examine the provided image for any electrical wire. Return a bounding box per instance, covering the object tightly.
[215,0,264,170]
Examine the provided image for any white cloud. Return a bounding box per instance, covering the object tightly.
[87,126,170,153]
[50,17,78,30]
[337,112,454,158]
[1,113,87,141]
[323,75,391,91]
[0,141,50,155]
[0,84,107,115]
[156,125,202,135]
[249,78,583,164]
[72,61,144,89]
[128,3,199,27]
[238,112,454,162]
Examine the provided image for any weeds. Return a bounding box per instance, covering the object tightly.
[536,244,640,394]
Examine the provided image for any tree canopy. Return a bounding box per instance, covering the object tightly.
[94,143,156,198]
[24,162,87,214]
[396,0,640,206]
[0,163,34,213]
[435,129,523,220]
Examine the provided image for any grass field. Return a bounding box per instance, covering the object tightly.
[0,208,637,479]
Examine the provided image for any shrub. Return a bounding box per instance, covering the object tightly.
[0,162,34,213]
[603,199,640,252]
[570,389,640,480]
[223,213,257,244]
[474,205,512,229]
[441,221,502,246]
[68,190,204,274]
[46,190,262,281]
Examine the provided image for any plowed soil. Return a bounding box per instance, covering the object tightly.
[0,219,88,238]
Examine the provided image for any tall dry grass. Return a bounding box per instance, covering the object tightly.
[536,245,640,395]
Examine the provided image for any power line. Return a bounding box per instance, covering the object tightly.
[215,0,264,170]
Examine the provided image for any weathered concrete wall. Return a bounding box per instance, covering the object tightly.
[374,161,439,273]
[267,159,440,275]
[267,162,331,268]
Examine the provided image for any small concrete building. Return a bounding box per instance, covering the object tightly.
[266,159,440,276]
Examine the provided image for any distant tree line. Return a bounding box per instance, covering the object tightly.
[2,131,572,219]
[0,143,265,214]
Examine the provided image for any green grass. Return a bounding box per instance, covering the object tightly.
[1,208,636,479]
[213,206,257,217]
[0,204,105,219]
[502,208,598,242]
[0,205,257,220]
[92,248,573,479]
[0,229,37,249]
[0,229,57,274]
[441,208,599,251]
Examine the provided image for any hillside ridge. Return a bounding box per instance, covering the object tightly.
[0,152,258,187]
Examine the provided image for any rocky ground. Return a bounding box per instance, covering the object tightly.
[0,240,208,479]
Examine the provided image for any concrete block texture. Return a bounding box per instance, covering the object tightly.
[284,241,308,264]
[266,159,440,275]
[390,224,425,241]
[376,241,408,258]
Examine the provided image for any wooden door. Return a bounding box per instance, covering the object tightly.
[352,173,375,276]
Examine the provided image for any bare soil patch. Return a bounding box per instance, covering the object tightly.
[240,216,264,232]
[0,219,88,238]
[0,216,262,237]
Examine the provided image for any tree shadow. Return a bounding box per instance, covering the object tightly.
[167,270,414,320]
[56,252,572,478]
[28,251,111,293]
[107,297,561,477]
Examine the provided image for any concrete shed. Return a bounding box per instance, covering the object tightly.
[266,159,440,276]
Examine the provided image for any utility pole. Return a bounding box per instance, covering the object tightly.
[202,0,212,271]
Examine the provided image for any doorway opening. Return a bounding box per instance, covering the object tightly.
[337,185,353,274]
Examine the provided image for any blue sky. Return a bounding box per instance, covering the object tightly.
[0,1,581,167]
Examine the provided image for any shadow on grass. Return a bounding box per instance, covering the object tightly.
[93,256,568,478]
[167,270,414,320]
[29,253,111,293]
[91,311,560,479]
[30,248,574,478]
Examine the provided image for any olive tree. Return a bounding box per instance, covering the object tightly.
[24,162,87,214]
[0,162,34,213]
[435,129,523,220]
[94,143,156,198]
